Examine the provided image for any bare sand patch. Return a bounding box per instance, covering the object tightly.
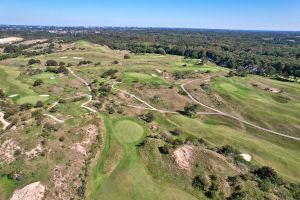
[10,181,45,200]
[172,145,194,172]
[25,144,44,160]
[0,37,23,44]
[60,56,68,59]
[240,153,252,162]
[19,39,47,45]
[0,139,21,164]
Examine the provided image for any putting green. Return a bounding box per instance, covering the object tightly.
[113,120,144,143]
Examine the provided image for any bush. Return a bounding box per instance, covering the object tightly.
[140,112,154,123]
[192,175,211,190]
[101,69,118,78]
[158,145,169,154]
[19,103,33,111]
[33,79,43,86]
[253,166,282,184]
[45,60,58,66]
[183,103,198,116]
[28,59,41,66]
[112,60,119,64]
[171,128,183,136]
[0,89,5,99]
[78,60,92,66]
[59,61,65,66]
[124,54,131,59]
[217,145,240,156]
[35,101,44,108]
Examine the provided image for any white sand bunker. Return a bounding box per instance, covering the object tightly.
[172,146,194,172]
[240,153,252,162]
[50,77,56,80]
[73,57,84,60]
[9,94,18,98]
[39,95,50,97]
[155,69,162,74]
[10,181,45,200]
[151,74,157,77]
[60,56,68,59]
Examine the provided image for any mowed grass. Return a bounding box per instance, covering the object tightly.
[89,117,197,200]
[0,65,49,104]
[123,72,167,85]
[113,120,144,144]
[212,75,300,137]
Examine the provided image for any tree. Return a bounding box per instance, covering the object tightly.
[33,79,44,86]
[183,104,198,116]
[158,145,169,154]
[112,60,119,65]
[192,175,211,190]
[45,60,58,66]
[57,66,68,74]
[157,48,166,55]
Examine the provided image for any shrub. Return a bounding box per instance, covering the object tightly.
[253,166,282,184]
[33,79,43,86]
[112,60,119,64]
[183,103,198,116]
[45,60,58,66]
[171,128,183,136]
[101,69,118,78]
[19,103,33,111]
[158,145,169,154]
[35,101,44,108]
[140,112,154,123]
[217,145,240,156]
[0,89,5,99]
[78,60,92,66]
[59,61,65,66]
[192,175,211,190]
[28,59,41,65]
[124,54,131,59]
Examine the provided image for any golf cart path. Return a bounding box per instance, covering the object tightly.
[67,67,96,113]
[43,114,64,123]
[0,111,10,130]
[181,79,300,141]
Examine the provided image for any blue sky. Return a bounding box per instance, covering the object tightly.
[0,0,299,30]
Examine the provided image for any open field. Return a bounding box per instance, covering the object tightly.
[0,40,299,199]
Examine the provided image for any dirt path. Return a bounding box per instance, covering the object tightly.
[181,80,300,141]
[0,111,10,130]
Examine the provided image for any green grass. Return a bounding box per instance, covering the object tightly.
[88,117,197,200]
[0,177,16,200]
[123,72,167,85]
[113,120,145,144]
[0,65,50,105]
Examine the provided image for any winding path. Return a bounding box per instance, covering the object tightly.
[181,79,300,141]
[0,111,10,130]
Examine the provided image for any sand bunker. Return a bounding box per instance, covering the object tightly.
[8,94,18,98]
[151,74,157,77]
[50,77,56,80]
[72,57,84,60]
[60,56,68,59]
[10,181,45,200]
[0,37,23,44]
[172,146,194,172]
[240,153,252,162]
[39,94,50,97]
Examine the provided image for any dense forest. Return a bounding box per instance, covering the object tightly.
[1,27,300,79]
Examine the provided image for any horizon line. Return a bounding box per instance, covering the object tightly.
[1,23,300,33]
